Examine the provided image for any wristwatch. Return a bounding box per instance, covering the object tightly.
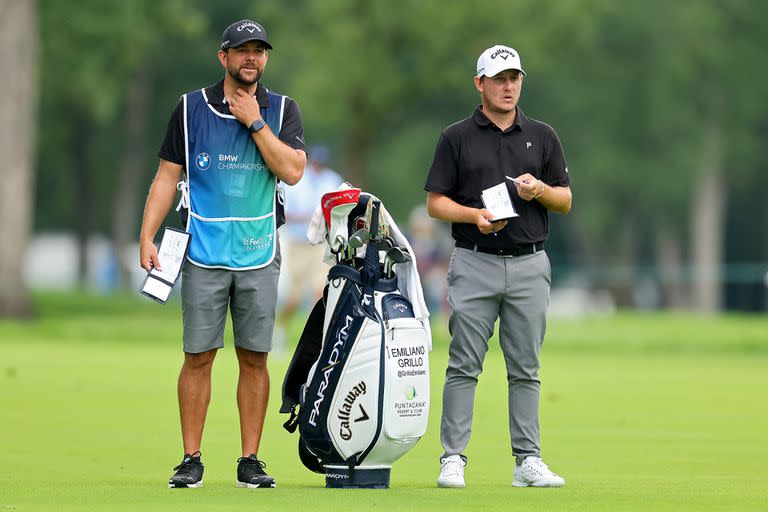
[249,119,266,133]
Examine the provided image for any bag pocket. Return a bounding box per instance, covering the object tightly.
[383,316,430,440]
[381,292,415,323]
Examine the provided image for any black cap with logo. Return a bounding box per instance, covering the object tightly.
[221,20,272,50]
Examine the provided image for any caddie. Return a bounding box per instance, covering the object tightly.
[138,18,307,489]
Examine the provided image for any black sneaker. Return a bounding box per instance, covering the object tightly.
[168,452,204,488]
[236,454,276,488]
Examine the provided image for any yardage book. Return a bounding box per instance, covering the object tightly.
[140,227,191,304]
[481,182,519,222]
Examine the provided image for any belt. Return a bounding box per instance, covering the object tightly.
[455,239,544,257]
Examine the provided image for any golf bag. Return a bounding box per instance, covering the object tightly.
[280,192,431,488]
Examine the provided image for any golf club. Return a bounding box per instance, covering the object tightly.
[345,228,370,263]
[384,247,410,278]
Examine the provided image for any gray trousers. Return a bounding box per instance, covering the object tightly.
[440,247,551,464]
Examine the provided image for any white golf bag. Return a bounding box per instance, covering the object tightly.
[281,192,431,488]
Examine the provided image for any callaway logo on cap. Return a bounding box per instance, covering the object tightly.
[476,45,526,78]
[221,19,273,50]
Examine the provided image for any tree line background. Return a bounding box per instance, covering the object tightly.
[2,0,767,317]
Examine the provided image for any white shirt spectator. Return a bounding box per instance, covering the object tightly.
[283,145,343,241]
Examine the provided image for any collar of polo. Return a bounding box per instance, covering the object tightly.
[473,105,527,132]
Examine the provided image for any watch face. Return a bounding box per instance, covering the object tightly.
[250,119,266,133]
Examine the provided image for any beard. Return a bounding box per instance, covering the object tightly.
[228,62,262,86]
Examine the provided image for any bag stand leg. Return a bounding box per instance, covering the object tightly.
[324,466,391,489]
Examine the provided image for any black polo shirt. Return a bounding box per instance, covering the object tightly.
[424,106,570,249]
[158,79,306,165]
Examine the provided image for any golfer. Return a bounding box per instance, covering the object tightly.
[424,45,572,488]
[139,19,306,488]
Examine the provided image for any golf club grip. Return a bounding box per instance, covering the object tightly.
[369,200,380,240]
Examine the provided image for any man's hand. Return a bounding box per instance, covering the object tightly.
[426,192,508,234]
[140,239,161,272]
[227,88,262,128]
[513,173,545,201]
[476,208,507,235]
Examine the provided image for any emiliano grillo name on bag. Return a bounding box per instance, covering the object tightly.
[390,345,425,368]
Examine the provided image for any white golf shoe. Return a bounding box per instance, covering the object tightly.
[437,455,466,488]
[512,457,565,487]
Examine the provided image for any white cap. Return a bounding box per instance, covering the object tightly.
[476,45,526,78]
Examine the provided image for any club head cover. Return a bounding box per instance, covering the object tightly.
[321,188,361,253]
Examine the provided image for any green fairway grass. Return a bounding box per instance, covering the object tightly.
[1,293,767,511]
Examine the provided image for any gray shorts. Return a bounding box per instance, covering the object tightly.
[180,249,281,354]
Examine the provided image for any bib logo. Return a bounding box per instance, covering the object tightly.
[243,234,274,251]
[195,152,211,171]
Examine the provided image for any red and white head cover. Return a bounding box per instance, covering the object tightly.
[321,188,361,229]
[320,187,361,252]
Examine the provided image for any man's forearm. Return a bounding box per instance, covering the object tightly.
[140,180,177,243]
[252,129,305,185]
[537,185,572,214]
[426,192,480,224]
[140,162,183,243]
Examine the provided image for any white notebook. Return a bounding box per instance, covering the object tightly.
[481,182,519,221]
[140,227,191,304]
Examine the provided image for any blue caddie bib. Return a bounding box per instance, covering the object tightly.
[182,87,285,269]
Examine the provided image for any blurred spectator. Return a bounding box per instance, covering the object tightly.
[406,205,452,316]
[278,145,343,343]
